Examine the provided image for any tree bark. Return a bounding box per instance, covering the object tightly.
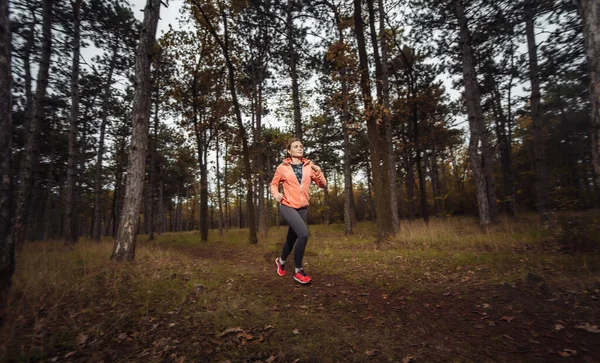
[525,2,549,221]
[577,0,600,186]
[14,0,53,246]
[93,45,118,241]
[148,64,160,240]
[0,0,14,318]
[378,0,400,231]
[64,0,82,245]
[367,0,398,229]
[354,0,393,240]
[286,0,302,139]
[112,0,161,261]
[455,0,491,226]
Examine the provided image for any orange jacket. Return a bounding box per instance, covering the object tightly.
[269,158,327,209]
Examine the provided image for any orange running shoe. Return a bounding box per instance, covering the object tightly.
[275,258,286,277]
[293,269,311,284]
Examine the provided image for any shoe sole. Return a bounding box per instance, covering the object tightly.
[294,276,311,284]
[275,258,285,277]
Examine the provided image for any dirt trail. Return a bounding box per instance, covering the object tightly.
[166,243,600,362]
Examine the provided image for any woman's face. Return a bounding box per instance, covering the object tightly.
[288,141,304,159]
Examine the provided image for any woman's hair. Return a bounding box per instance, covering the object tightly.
[285,137,302,158]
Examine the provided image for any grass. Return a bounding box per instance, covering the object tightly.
[1,211,599,362]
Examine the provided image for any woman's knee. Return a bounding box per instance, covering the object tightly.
[297,229,309,241]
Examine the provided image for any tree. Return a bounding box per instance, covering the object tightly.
[90,1,139,241]
[64,0,82,244]
[577,0,600,185]
[454,0,496,226]
[354,0,394,239]
[524,0,549,221]
[0,0,14,317]
[111,0,161,261]
[14,0,53,246]
[191,0,258,244]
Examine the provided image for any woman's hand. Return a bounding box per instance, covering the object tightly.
[311,164,321,173]
[275,193,284,202]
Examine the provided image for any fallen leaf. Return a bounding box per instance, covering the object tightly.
[365,349,377,356]
[461,276,471,282]
[218,327,243,337]
[482,303,491,309]
[558,349,577,357]
[64,351,76,358]
[554,324,566,331]
[402,356,414,363]
[501,316,515,322]
[266,356,276,363]
[263,325,274,331]
[292,329,300,335]
[77,333,88,346]
[237,333,254,340]
[575,323,600,333]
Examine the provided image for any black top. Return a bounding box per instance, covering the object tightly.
[291,163,303,184]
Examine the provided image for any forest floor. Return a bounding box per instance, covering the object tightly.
[2,213,600,362]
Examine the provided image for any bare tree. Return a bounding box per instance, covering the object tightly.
[0,0,14,316]
[577,0,600,185]
[525,0,549,221]
[14,0,54,246]
[455,0,494,226]
[111,0,161,261]
[64,0,82,244]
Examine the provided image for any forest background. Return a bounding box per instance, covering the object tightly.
[1,0,600,332]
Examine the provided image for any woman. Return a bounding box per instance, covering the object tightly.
[270,138,327,284]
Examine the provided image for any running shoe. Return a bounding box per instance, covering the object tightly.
[293,269,312,284]
[275,258,286,277]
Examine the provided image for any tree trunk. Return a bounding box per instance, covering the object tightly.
[148,68,159,240]
[367,0,398,231]
[455,0,491,226]
[64,0,82,245]
[191,71,209,241]
[286,0,302,139]
[0,0,14,317]
[14,0,53,246]
[22,18,34,140]
[577,0,600,185]
[378,0,400,231]
[354,0,393,240]
[216,132,223,235]
[93,46,118,241]
[112,0,161,261]
[525,2,549,221]
[253,66,267,238]
[430,149,442,216]
[413,106,429,223]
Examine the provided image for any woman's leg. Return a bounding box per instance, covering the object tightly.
[279,205,309,268]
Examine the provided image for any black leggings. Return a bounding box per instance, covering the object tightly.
[279,204,309,269]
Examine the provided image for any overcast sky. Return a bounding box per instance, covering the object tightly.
[130,0,184,35]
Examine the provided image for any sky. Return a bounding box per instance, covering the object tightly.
[131,0,184,35]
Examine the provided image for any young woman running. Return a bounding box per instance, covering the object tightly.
[270,138,327,284]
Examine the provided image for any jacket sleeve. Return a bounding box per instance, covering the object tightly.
[311,168,327,188]
[270,165,283,199]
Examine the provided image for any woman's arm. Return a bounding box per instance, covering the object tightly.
[269,165,284,201]
[311,164,327,188]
